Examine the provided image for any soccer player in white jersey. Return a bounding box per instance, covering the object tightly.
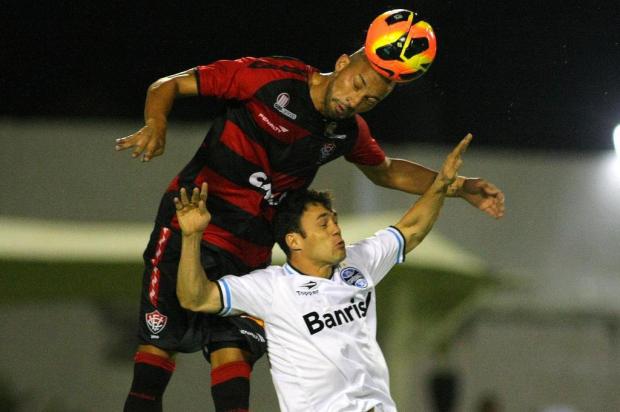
[174,134,473,412]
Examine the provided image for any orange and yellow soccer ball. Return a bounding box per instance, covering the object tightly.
[365,9,437,82]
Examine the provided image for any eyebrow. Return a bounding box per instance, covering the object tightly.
[316,212,330,221]
[357,75,380,101]
[316,211,337,221]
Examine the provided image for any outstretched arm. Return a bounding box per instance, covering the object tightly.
[115,69,199,162]
[356,138,504,219]
[174,183,223,313]
[394,134,472,253]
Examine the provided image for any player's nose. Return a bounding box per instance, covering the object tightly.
[332,224,342,237]
[346,94,363,110]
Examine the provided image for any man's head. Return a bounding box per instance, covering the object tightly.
[274,190,346,265]
[319,49,395,120]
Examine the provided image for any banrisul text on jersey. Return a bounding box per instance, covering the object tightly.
[303,292,372,335]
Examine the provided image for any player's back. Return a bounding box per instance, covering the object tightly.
[156,56,371,270]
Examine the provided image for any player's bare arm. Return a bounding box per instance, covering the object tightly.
[355,143,504,219]
[394,134,472,253]
[115,69,199,162]
[174,183,223,314]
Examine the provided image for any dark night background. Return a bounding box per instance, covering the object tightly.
[2,0,619,151]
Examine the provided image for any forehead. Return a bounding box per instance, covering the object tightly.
[301,203,334,223]
[347,59,394,96]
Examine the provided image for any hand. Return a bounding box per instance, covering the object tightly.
[457,177,505,219]
[115,119,167,162]
[436,134,472,188]
[174,183,211,235]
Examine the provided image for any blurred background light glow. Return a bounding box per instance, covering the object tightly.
[614,124,620,157]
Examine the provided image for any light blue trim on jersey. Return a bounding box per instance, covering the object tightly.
[218,279,233,316]
[386,227,406,264]
[283,263,296,276]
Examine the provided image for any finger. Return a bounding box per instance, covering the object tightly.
[180,188,189,205]
[191,187,200,204]
[485,208,501,219]
[115,135,136,151]
[483,192,505,218]
[143,147,165,162]
[132,143,146,158]
[173,197,182,211]
[481,183,501,196]
[497,191,506,205]
[489,206,504,219]
[454,133,473,156]
[495,193,506,217]
[151,147,165,157]
[200,182,208,203]
[479,202,500,218]
[142,151,153,162]
[485,198,505,219]
[449,134,472,160]
[142,140,161,162]
[199,182,209,212]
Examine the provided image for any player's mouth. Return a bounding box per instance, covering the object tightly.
[334,102,350,117]
[335,239,345,249]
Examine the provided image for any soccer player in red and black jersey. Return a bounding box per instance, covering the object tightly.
[116,50,505,412]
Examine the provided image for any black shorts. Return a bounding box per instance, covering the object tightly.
[136,224,267,363]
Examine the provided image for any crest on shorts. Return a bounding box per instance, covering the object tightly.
[340,267,368,288]
[145,310,168,334]
[318,143,337,164]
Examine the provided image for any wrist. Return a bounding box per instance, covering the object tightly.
[182,231,203,242]
[430,178,449,194]
[145,116,167,128]
[446,176,466,197]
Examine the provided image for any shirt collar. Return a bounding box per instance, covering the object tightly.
[284,262,336,280]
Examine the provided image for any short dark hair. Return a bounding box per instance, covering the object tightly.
[273,189,333,257]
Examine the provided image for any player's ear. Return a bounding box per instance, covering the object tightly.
[286,232,303,253]
[334,54,351,73]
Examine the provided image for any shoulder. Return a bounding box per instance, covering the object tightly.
[346,227,405,259]
[244,264,288,280]
[243,56,316,80]
[353,114,371,135]
[196,55,314,84]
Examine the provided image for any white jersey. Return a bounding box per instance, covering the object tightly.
[216,227,406,412]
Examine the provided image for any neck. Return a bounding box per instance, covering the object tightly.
[288,256,334,279]
[308,71,330,115]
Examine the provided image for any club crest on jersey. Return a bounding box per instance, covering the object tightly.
[340,267,368,288]
[274,92,297,120]
[145,310,168,335]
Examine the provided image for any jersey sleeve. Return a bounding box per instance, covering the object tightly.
[345,226,406,285]
[196,56,308,101]
[344,115,386,166]
[216,268,276,320]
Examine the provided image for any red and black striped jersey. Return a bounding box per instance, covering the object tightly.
[156,56,386,270]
